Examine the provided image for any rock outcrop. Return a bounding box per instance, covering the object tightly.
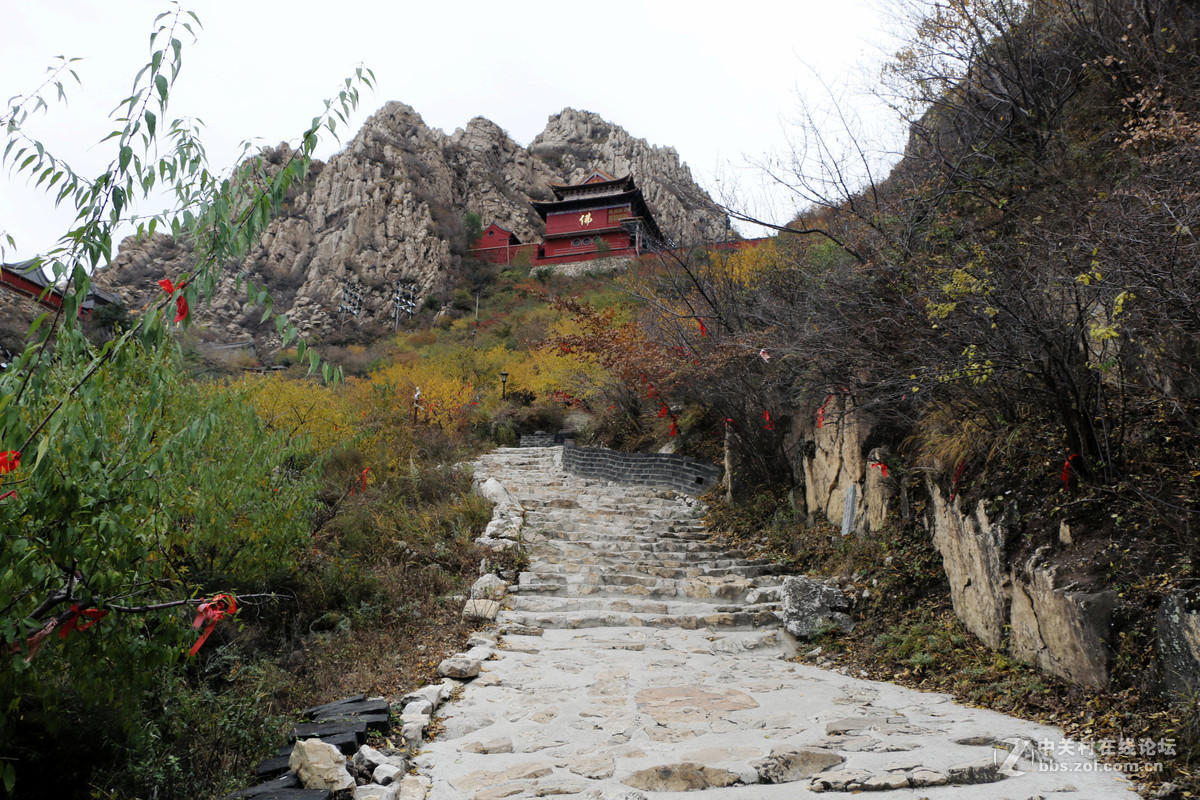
[93,103,727,348]
[784,393,894,534]
[1158,592,1200,699]
[927,486,1116,689]
[788,398,1119,690]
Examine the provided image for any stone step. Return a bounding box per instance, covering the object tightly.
[517,562,783,581]
[540,542,738,559]
[509,594,783,616]
[499,608,781,630]
[536,556,774,575]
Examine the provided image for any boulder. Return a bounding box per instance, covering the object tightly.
[1008,552,1115,689]
[478,478,521,509]
[438,654,482,679]
[470,574,508,600]
[779,576,853,639]
[462,598,500,621]
[288,738,355,792]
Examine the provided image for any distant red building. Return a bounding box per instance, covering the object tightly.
[0,259,121,318]
[470,223,536,267]
[470,171,666,267]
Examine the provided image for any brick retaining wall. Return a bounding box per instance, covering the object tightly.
[560,444,721,495]
[519,431,575,447]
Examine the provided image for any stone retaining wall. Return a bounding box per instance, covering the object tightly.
[518,431,575,447]
[561,444,721,495]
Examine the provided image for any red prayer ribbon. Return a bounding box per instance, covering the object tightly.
[1061,453,1082,490]
[762,409,775,431]
[188,594,237,656]
[648,384,656,399]
[58,604,108,639]
[816,395,834,428]
[158,278,189,323]
[0,451,20,474]
[870,462,889,478]
[0,490,15,502]
[949,459,967,501]
[657,403,669,419]
[360,467,370,492]
[668,421,678,437]
[697,319,708,337]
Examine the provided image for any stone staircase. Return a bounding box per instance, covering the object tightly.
[473,447,789,639]
[413,446,1140,799]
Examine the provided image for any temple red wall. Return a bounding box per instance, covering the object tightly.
[542,230,631,259]
[543,205,630,236]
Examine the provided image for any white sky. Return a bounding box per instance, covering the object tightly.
[0,0,906,264]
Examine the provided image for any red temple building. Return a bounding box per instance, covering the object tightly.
[532,171,665,262]
[470,171,667,267]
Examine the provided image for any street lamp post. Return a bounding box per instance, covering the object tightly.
[500,371,508,400]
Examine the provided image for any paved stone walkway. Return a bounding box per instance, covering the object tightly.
[415,447,1138,799]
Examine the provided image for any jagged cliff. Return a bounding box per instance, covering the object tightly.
[94,103,728,346]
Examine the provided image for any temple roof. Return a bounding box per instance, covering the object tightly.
[547,173,636,201]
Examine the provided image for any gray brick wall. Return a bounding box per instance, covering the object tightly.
[560,444,721,495]
[519,431,575,447]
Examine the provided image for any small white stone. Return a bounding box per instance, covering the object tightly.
[354,783,398,800]
[402,699,433,717]
[373,762,404,785]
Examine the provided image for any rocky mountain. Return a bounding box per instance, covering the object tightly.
[94,103,729,347]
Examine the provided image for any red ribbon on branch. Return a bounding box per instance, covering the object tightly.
[816,395,834,428]
[360,467,370,492]
[723,417,735,428]
[648,384,657,399]
[0,451,20,474]
[157,278,189,323]
[870,462,889,478]
[763,410,775,431]
[58,605,108,639]
[668,420,678,437]
[949,459,968,501]
[1060,453,1082,490]
[188,594,238,656]
[657,403,670,419]
[697,318,708,337]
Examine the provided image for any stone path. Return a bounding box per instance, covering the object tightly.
[415,446,1138,799]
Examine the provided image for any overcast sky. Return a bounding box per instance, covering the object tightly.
[0,0,905,264]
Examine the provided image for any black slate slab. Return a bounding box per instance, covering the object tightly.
[312,712,390,731]
[301,694,366,717]
[254,756,293,778]
[302,698,389,719]
[289,719,367,742]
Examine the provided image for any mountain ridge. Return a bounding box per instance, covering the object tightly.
[92,102,729,348]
